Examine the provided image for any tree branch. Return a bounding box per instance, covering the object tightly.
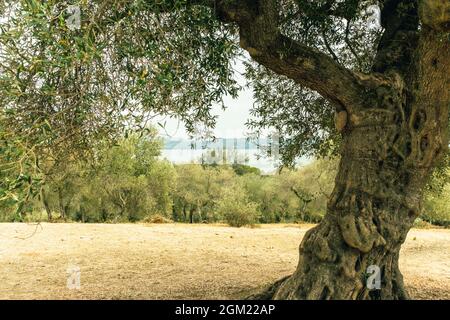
[188,0,367,113]
[372,0,419,74]
[242,33,365,112]
[419,0,450,32]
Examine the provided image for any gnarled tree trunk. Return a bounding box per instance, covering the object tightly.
[189,0,450,299]
[260,19,449,301]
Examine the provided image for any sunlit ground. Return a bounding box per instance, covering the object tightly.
[0,223,449,299]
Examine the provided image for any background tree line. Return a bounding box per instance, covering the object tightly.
[1,130,448,227]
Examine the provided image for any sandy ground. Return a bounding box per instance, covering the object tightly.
[0,222,449,300]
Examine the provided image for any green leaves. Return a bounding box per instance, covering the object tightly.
[243,0,382,166]
[246,61,340,166]
[0,0,240,202]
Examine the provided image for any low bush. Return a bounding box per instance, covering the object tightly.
[217,183,260,227]
[142,214,173,224]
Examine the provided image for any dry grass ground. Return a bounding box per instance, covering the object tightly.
[0,223,449,300]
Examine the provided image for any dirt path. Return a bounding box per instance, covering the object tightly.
[0,223,448,299]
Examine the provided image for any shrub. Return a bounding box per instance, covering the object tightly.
[423,183,450,227]
[216,183,260,227]
[413,218,440,229]
[222,203,259,227]
[142,214,173,224]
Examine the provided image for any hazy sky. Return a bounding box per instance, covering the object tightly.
[152,5,382,141]
[153,57,255,139]
[153,56,291,172]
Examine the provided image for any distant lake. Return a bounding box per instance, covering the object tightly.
[161,137,280,173]
[161,137,311,173]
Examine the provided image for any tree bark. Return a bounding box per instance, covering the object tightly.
[183,204,187,222]
[40,188,52,221]
[256,27,449,300]
[189,206,195,223]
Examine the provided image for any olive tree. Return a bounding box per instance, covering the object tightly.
[1,0,449,299]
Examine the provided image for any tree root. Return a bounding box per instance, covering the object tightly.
[246,271,411,300]
[246,276,290,300]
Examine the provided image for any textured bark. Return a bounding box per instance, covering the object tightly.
[190,0,450,299]
[57,187,67,220]
[263,24,448,301]
[40,188,52,221]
